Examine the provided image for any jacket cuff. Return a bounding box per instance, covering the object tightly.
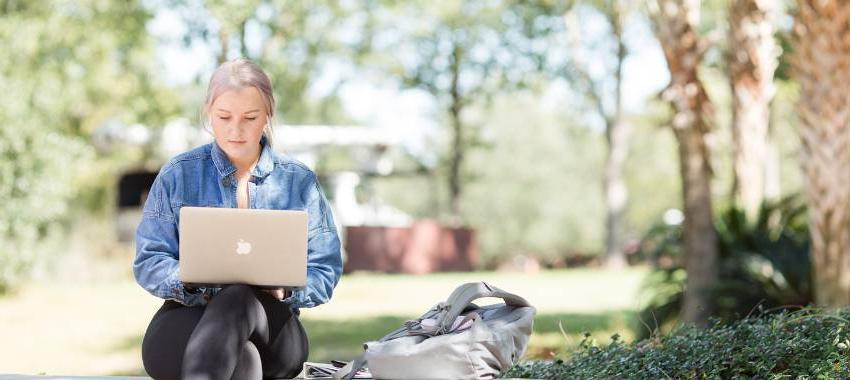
[170,277,209,307]
[282,288,312,308]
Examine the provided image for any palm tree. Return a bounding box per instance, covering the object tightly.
[792,0,850,307]
[648,0,718,326]
[728,0,780,221]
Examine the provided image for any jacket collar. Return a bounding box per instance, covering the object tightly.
[211,136,274,179]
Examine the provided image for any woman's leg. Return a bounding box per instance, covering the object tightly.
[182,284,270,379]
[141,300,205,380]
[231,341,262,379]
[143,284,309,379]
[253,292,310,379]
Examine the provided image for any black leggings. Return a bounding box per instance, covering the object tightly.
[141,284,309,380]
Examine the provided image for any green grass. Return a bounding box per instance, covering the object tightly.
[0,267,647,376]
[303,310,637,363]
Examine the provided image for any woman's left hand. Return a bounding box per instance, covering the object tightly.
[263,288,285,300]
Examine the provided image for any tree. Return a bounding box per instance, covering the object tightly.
[365,0,522,223]
[728,0,780,221]
[791,0,850,307]
[562,0,632,269]
[648,0,718,326]
[462,94,608,264]
[206,0,262,64]
[253,0,356,124]
[171,0,355,124]
[506,0,638,267]
[0,0,177,291]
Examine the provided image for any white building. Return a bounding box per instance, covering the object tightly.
[95,119,417,242]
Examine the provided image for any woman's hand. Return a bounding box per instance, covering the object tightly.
[263,288,285,300]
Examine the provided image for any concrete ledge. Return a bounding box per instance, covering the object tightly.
[0,376,151,380]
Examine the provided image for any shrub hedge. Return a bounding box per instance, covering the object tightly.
[506,309,850,379]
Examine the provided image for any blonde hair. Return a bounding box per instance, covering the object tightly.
[201,58,276,146]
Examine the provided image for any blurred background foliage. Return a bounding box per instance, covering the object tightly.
[0,0,180,292]
[0,0,806,290]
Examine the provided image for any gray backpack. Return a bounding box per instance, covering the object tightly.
[334,282,536,380]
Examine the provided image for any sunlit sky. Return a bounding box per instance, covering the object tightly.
[145,2,669,157]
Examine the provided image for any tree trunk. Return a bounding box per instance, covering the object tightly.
[240,19,250,59]
[728,0,779,221]
[604,117,630,269]
[448,43,464,224]
[604,3,630,269]
[564,4,631,269]
[792,0,850,307]
[674,119,717,326]
[650,0,718,327]
[218,28,229,65]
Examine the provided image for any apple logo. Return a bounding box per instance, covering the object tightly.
[236,239,252,255]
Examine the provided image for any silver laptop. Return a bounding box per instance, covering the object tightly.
[179,206,308,289]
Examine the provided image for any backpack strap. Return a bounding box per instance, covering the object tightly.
[378,302,447,341]
[435,282,530,334]
[332,304,448,380]
[332,353,367,380]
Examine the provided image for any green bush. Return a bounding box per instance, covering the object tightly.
[635,196,811,337]
[505,309,850,379]
[0,126,92,294]
[0,1,174,294]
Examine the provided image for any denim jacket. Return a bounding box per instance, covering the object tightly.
[133,137,342,309]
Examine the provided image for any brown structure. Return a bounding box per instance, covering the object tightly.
[344,220,477,274]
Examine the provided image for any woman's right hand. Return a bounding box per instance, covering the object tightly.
[262,288,285,300]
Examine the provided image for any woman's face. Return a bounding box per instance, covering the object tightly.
[209,86,269,166]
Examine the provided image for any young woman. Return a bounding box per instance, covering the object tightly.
[134,58,342,379]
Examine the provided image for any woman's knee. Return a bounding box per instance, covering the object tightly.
[231,341,262,380]
[141,303,204,380]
